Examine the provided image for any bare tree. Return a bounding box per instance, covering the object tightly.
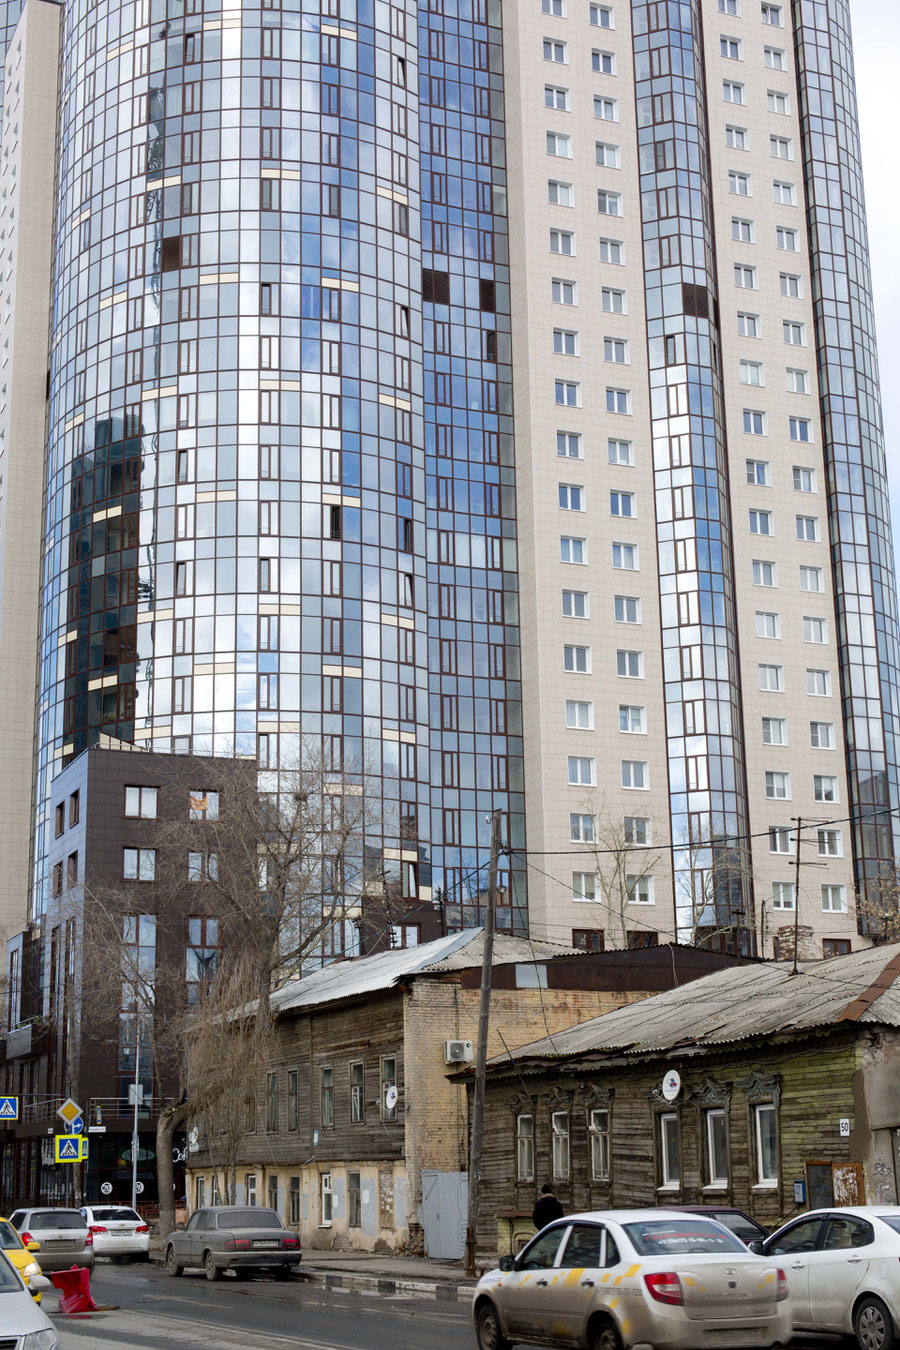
[673,832,754,951]
[567,797,663,949]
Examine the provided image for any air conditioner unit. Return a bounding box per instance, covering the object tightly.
[445,1039,474,1064]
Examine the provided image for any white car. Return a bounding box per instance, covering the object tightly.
[759,1204,900,1350]
[472,1208,791,1350]
[79,1205,150,1262]
[0,1246,56,1348]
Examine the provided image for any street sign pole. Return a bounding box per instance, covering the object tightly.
[131,1030,140,1210]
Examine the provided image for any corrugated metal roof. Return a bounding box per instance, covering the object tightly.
[488,942,900,1066]
[271,929,578,1015]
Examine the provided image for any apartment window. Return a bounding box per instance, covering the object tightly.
[773,181,795,205]
[706,1109,728,1187]
[796,516,819,543]
[803,617,827,645]
[619,705,645,734]
[759,664,784,692]
[320,1067,334,1128]
[767,89,789,114]
[189,790,219,821]
[612,543,638,570]
[381,1057,398,1120]
[765,45,786,69]
[573,872,598,901]
[734,264,757,288]
[350,1061,365,1123]
[754,1102,778,1188]
[604,338,628,364]
[659,1113,680,1188]
[726,124,748,150]
[546,132,572,158]
[562,590,589,618]
[599,238,624,264]
[720,35,741,58]
[564,645,591,674]
[615,596,641,623]
[608,439,633,464]
[601,287,626,314]
[799,567,823,593]
[545,83,570,110]
[793,465,816,490]
[606,387,630,413]
[781,273,802,299]
[590,1109,610,1180]
[69,793,80,827]
[597,190,622,215]
[770,135,793,160]
[624,817,650,845]
[772,881,795,910]
[551,1112,570,1180]
[818,829,843,858]
[807,668,831,696]
[777,226,798,252]
[749,510,772,535]
[553,328,579,355]
[570,813,595,843]
[559,483,583,510]
[821,885,847,914]
[732,218,754,243]
[787,368,809,394]
[741,360,764,386]
[761,3,783,23]
[123,848,156,881]
[517,1115,535,1181]
[810,721,834,750]
[592,48,616,73]
[628,875,654,904]
[738,312,760,337]
[560,536,586,563]
[542,0,565,13]
[590,3,613,25]
[187,851,218,883]
[744,409,766,436]
[621,760,648,789]
[762,717,787,745]
[124,785,158,819]
[555,380,580,406]
[815,775,839,803]
[568,756,595,786]
[765,771,790,799]
[769,827,793,854]
[719,0,740,11]
[755,611,780,639]
[729,171,751,196]
[617,650,642,679]
[790,420,812,446]
[552,278,578,305]
[543,38,567,62]
[550,230,575,256]
[594,96,618,121]
[548,180,575,207]
[595,141,620,167]
[824,939,852,959]
[565,699,593,729]
[558,431,582,457]
[348,1172,361,1228]
[723,81,745,104]
[753,560,776,587]
[320,1174,333,1226]
[610,491,634,517]
[266,1072,278,1133]
[288,1070,299,1131]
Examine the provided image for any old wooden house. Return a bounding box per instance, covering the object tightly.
[186,931,744,1256]
[471,943,900,1259]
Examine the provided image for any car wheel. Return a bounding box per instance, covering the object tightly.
[590,1317,624,1350]
[475,1301,511,1350]
[165,1247,182,1278]
[855,1297,897,1350]
[204,1250,221,1282]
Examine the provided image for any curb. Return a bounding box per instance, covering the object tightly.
[149,1251,476,1301]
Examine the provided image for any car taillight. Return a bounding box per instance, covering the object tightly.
[89,1225,108,1236]
[19,1232,34,1247]
[84,1231,93,1247]
[224,1237,250,1251]
[282,1235,299,1249]
[136,1225,149,1235]
[644,1272,684,1306]
[777,1268,789,1302]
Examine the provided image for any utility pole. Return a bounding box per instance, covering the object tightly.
[465,809,501,1278]
[131,1025,141,1209]
[791,817,802,975]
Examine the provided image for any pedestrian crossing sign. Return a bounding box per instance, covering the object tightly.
[0,1097,18,1121]
[55,1134,88,1164]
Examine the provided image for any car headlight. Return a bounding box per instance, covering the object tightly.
[23,1331,59,1350]
[23,1262,41,1277]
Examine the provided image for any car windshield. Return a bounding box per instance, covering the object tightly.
[216,1209,283,1230]
[624,1220,747,1255]
[0,1223,22,1250]
[0,1253,22,1293]
[30,1212,85,1230]
[91,1209,141,1223]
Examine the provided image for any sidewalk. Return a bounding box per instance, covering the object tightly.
[296,1249,479,1300]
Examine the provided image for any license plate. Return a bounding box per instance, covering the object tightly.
[705,1332,760,1346]
[111,1226,131,1232]
[253,1240,280,1249]
[44,1241,73,1250]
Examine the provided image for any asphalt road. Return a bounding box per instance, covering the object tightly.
[47,1262,849,1350]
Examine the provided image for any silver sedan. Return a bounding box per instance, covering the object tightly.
[472,1208,792,1350]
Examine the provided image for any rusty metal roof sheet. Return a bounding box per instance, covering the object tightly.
[488,943,900,1066]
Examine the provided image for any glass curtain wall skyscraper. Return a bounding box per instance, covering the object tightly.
[3,0,898,956]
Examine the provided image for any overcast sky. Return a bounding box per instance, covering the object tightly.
[851,0,900,547]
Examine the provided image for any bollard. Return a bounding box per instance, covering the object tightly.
[50,1265,98,1315]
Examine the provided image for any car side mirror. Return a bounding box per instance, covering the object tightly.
[747,1240,764,1255]
[29,1275,49,1295]
[175,1222,186,1231]
[26,1241,40,1253]
[499,1255,516,1272]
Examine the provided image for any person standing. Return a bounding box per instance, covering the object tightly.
[532,1184,564,1230]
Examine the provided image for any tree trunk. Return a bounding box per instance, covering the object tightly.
[156,1101,189,1242]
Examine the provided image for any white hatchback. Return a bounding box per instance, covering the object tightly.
[80,1205,150,1262]
[473,1209,792,1350]
[759,1205,900,1350]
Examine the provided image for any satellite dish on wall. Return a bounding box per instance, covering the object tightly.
[661,1069,681,1102]
[385,1085,399,1111]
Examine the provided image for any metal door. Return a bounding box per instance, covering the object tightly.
[421,1170,467,1259]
